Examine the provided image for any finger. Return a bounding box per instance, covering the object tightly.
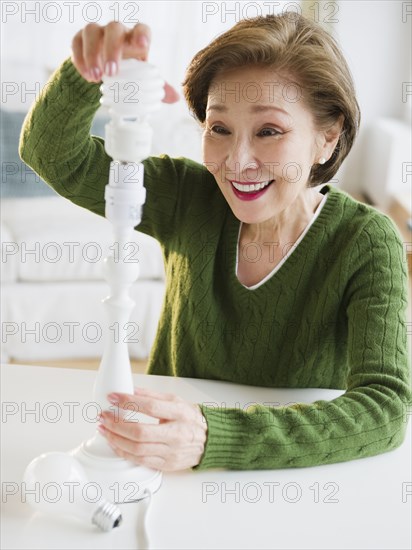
[106,431,169,459]
[110,444,197,471]
[109,442,167,470]
[162,82,180,104]
[133,387,177,401]
[120,442,169,458]
[99,408,187,444]
[102,428,200,471]
[82,23,104,81]
[100,412,172,442]
[128,23,151,61]
[99,410,205,452]
[113,391,186,421]
[124,454,167,470]
[102,21,125,76]
[71,31,89,80]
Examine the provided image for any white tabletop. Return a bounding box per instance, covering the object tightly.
[1,363,411,550]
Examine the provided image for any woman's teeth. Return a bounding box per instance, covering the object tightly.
[231,180,273,193]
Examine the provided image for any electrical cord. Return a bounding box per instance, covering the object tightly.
[136,489,153,549]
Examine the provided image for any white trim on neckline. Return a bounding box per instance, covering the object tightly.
[236,191,329,290]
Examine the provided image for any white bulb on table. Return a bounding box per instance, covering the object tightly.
[23,452,122,531]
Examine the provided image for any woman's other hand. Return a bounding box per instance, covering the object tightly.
[71,22,179,103]
[97,387,207,471]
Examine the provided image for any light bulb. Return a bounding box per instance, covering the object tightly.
[23,452,122,531]
[100,59,165,163]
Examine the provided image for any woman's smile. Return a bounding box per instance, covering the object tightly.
[230,179,275,201]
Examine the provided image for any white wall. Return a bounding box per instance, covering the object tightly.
[1,1,411,191]
[1,0,241,110]
[333,0,411,193]
[336,0,410,122]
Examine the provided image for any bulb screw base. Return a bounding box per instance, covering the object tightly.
[92,500,123,531]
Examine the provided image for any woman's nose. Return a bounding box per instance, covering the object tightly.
[225,141,260,181]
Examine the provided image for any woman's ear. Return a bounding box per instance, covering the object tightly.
[317,114,344,163]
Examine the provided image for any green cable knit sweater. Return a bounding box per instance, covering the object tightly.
[19,58,411,470]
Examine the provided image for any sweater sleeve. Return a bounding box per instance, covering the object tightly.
[19,57,204,244]
[197,214,411,469]
[19,57,108,218]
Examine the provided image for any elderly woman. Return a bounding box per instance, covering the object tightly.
[20,13,411,471]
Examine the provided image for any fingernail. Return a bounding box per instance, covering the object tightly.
[92,67,102,81]
[137,35,149,48]
[104,61,117,77]
[84,69,94,81]
[97,424,106,434]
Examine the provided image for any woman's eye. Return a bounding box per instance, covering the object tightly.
[258,128,281,137]
[210,125,230,135]
[206,125,281,137]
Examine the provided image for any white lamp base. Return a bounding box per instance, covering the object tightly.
[68,61,166,508]
[71,433,162,503]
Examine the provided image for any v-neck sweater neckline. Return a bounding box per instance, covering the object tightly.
[234,189,329,290]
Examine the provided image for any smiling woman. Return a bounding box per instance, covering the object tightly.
[202,66,331,226]
[183,13,358,187]
[201,65,331,284]
[183,13,355,285]
[19,13,411,472]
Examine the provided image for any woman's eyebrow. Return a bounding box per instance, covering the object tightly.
[206,104,290,117]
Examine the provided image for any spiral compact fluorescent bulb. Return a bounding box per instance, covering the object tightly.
[100,59,165,163]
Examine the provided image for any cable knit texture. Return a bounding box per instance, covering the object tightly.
[19,58,411,470]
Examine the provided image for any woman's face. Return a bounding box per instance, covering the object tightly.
[202,65,326,225]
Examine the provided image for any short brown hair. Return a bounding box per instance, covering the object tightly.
[182,13,360,186]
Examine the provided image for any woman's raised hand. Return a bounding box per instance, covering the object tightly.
[71,22,179,103]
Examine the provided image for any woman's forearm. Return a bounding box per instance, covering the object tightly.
[19,57,110,217]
